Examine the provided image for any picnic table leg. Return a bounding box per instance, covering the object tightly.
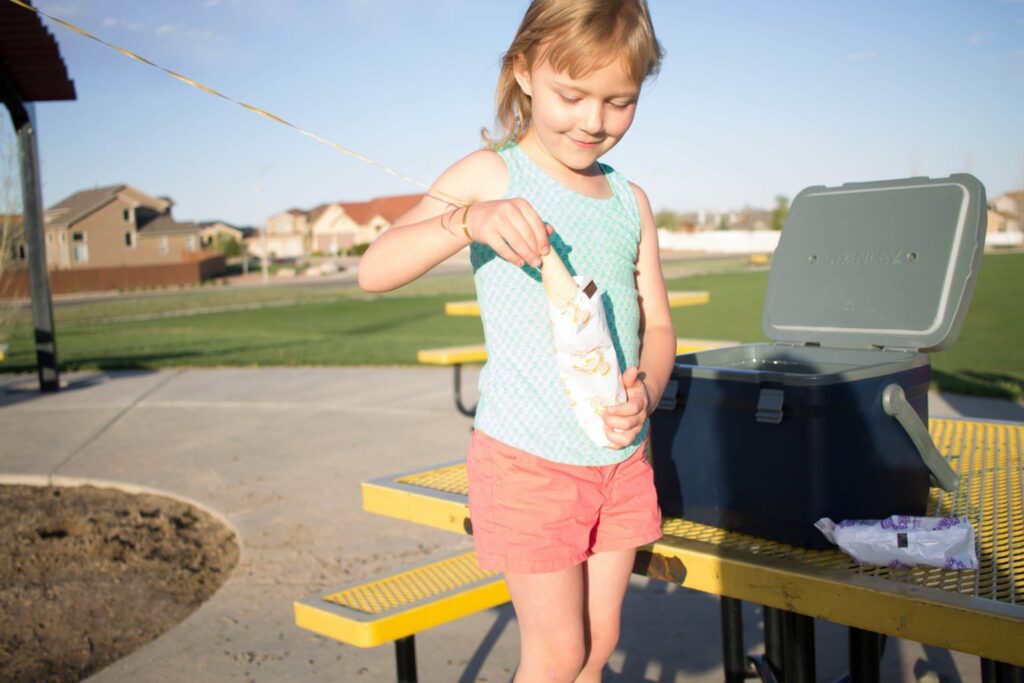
[720,596,748,682]
[452,364,477,417]
[395,636,417,683]
[764,606,785,680]
[982,659,1024,683]
[781,610,815,683]
[848,627,882,683]
[748,606,784,682]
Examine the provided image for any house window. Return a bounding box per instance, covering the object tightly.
[159,236,169,255]
[123,208,131,223]
[60,232,66,243]
[124,231,135,248]
[186,235,196,252]
[72,231,85,242]
[72,243,89,263]
[18,244,26,260]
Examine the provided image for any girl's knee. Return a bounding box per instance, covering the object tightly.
[585,623,621,669]
[520,638,586,682]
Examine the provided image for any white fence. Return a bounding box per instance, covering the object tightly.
[658,228,1022,253]
[658,229,781,254]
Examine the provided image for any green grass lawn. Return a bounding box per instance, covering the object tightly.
[1,253,1020,400]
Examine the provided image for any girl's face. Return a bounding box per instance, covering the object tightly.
[515,51,641,174]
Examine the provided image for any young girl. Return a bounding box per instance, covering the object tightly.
[359,1,675,680]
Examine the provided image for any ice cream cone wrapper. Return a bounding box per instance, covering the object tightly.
[546,275,626,448]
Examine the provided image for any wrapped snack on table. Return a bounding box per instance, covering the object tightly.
[815,516,978,570]
[540,249,626,449]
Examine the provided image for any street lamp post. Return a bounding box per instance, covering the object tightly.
[256,164,271,285]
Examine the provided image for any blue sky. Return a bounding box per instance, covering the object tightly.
[17,0,1024,227]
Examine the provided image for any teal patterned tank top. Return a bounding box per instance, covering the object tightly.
[471,141,649,465]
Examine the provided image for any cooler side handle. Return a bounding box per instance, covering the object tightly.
[881,384,960,492]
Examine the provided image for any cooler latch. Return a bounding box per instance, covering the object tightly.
[756,387,785,424]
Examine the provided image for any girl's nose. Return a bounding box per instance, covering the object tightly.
[580,101,604,135]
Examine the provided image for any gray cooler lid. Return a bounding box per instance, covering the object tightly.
[764,174,987,351]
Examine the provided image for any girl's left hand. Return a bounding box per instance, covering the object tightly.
[601,366,649,448]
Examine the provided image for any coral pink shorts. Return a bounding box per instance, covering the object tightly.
[466,430,662,574]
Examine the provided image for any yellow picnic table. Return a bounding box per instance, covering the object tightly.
[362,417,1024,681]
[443,290,710,317]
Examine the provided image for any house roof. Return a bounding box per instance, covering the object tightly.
[137,215,200,236]
[46,185,175,226]
[0,0,76,103]
[306,203,337,224]
[45,185,125,226]
[340,193,423,224]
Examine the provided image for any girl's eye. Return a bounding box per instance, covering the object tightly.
[609,100,635,110]
[559,94,581,104]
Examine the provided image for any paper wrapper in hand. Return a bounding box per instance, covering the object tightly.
[541,250,626,448]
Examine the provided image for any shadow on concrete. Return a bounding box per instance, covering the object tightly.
[461,577,981,682]
[0,368,159,408]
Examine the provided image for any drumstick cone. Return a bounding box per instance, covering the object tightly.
[540,249,579,308]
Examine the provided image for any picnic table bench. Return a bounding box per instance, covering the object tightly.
[294,550,508,682]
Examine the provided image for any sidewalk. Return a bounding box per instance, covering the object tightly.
[1,367,1020,682]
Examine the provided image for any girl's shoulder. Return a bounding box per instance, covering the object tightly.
[432,148,509,205]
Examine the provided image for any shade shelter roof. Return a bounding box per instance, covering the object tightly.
[0,0,76,103]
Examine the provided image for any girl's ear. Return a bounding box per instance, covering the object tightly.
[512,53,533,97]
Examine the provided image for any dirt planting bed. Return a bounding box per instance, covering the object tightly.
[0,484,239,683]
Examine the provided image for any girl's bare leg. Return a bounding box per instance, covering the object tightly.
[505,564,586,683]
[577,548,637,682]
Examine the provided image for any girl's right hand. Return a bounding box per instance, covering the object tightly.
[464,198,553,268]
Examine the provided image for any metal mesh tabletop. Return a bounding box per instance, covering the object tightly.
[378,418,1024,664]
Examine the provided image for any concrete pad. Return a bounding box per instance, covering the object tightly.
[0,370,176,476]
[929,391,1024,422]
[1,367,1016,682]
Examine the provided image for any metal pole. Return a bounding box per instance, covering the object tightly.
[256,165,270,285]
[15,103,59,391]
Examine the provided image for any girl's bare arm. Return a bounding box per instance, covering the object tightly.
[631,183,676,414]
[358,149,551,292]
[600,183,675,445]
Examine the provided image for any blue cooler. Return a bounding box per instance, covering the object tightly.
[650,174,987,548]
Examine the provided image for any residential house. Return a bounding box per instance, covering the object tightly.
[990,190,1023,235]
[43,185,205,269]
[199,221,253,249]
[248,208,308,259]
[1,213,26,269]
[308,193,422,255]
[729,208,774,231]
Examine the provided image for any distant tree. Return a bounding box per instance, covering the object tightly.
[771,195,790,231]
[213,233,242,258]
[717,215,729,231]
[655,210,680,231]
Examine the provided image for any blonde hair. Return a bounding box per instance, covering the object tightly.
[490,0,663,147]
